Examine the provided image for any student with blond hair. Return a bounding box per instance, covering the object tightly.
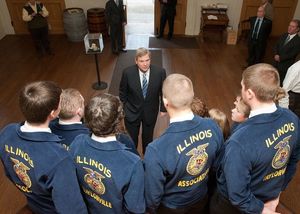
[211,64,300,214]
[50,88,89,149]
[144,74,223,214]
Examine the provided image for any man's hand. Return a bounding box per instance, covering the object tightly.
[264,195,280,211]
[262,206,280,214]
[31,12,37,17]
[274,55,280,62]
[160,112,167,117]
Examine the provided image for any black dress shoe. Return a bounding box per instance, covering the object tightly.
[167,35,172,40]
[156,35,163,39]
[119,49,127,53]
[113,51,119,55]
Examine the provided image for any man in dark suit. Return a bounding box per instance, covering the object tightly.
[105,0,126,54]
[156,0,177,40]
[119,48,167,154]
[274,19,300,85]
[247,6,272,66]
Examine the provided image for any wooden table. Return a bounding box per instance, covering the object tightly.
[200,7,229,42]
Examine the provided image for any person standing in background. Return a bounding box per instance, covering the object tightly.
[105,0,127,55]
[279,60,300,118]
[273,19,300,85]
[22,0,53,57]
[247,6,272,66]
[156,0,177,40]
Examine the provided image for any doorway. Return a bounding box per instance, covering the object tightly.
[125,0,154,49]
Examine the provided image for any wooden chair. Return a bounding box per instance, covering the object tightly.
[238,19,250,42]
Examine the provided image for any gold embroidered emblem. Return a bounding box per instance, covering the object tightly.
[83,167,106,195]
[186,143,209,176]
[10,157,32,188]
[272,135,291,169]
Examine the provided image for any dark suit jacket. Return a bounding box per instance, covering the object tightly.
[160,0,177,16]
[248,17,272,44]
[105,0,125,25]
[119,65,166,125]
[274,33,300,75]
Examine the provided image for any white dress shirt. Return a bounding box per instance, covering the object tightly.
[139,69,150,89]
[279,60,300,108]
[249,103,277,118]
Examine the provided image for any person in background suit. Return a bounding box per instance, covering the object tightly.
[22,0,53,57]
[156,0,177,40]
[105,0,127,54]
[279,60,300,118]
[247,6,272,66]
[119,47,167,154]
[261,0,273,21]
[273,19,300,85]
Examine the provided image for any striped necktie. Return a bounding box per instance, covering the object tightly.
[252,18,261,39]
[142,73,148,98]
[284,35,291,46]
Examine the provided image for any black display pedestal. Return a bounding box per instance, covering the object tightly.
[92,54,107,90]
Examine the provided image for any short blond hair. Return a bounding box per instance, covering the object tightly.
[242,63,280,102]
[163,74,194,109]
[208,108,230,140]
[135,47,151,60]
[59,88,84,119]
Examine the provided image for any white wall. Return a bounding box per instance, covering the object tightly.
[186,0,243,35]
[0,14,5,39]
[0,0,14,35]
[294,0,300,19]
[64,0,107,14]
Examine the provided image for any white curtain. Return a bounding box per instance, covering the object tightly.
[185,0,202,35]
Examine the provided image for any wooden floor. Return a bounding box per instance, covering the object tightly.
[0,34,298,213]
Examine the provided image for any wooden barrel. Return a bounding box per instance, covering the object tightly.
[87,8,108,37]
[63,8,88,42]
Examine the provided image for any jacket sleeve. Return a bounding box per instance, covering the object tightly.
[144,145,166,213]
[119,69,128,105]
[223,141,264,214]
[105,2,112,25]
[279,39,300,62]
[47,156,88,214]
[282,119,300,190]
[124,160,145,213]
[160,69,167,112]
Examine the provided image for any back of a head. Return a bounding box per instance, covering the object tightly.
[59,88,84,120]
[85,93,124,137]
[191,97,209,117]
[19,81,62,124]
[163,73,194,109]
[242,63,280,102]
[209,108,230,140]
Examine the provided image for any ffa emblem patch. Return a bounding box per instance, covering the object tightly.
[83,167,106,195]
[272,135,291,169]
[186,143,209,176]
[10,157,32,188]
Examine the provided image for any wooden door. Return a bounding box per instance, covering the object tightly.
[239,0,298,37]
[5,0,66,34]
[154,0,187,36]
